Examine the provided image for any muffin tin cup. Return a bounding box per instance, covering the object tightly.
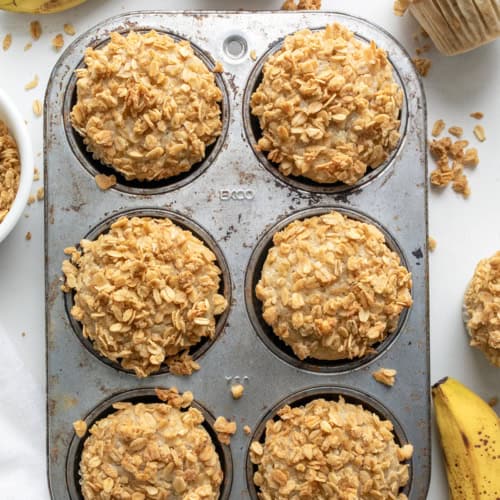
[63,207,232,377]
[45,11,429,500]
[245,385,413,499]
[245,205,411,374]
[66,388,233,500]
[242,30,409,195]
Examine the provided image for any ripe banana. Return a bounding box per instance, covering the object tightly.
[433,377,500,499]
[0,0,86,13]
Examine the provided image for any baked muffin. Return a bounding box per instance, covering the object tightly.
[71,30,222,181]
[463,251,500,367]
[394,0,500,55]
[250,397,413,499]
[255,211,412,361]
[62,216,228,377]
[250,23,403,185]
[79,388,223,499]
[0,120,20,224]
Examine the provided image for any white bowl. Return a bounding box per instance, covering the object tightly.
[0,88,34,244]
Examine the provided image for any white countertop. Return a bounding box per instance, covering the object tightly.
[0,1,498,498]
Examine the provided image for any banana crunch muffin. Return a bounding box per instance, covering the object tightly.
[71,30,223,181]
[79,388,223,499]
[62,216,228,377]
[256,211,412,361]
[250,397,413,499]
[251,23,403,185]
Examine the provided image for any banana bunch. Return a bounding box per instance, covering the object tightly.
[0,0,86,13]
[433,377,500,499]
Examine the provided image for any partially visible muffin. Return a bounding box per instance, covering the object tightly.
[250,397,413,499]
[0,120,20,224]
[463,251,500,367]
[71,30,223,181]
[256,211,412,361]
[79,388,223,499]
[62,216,228,377]
[250,23,403,185]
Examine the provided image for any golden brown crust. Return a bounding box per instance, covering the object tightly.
[250,24,402,185]
[62,216,227,377]
[71,31,222,181]
[0,121,20,224]
[464,251,500,367]
[79,390,223,499]
[256,211,412,361]
[250,397,412,499]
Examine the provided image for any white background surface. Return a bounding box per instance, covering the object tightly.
[0,1,498,499]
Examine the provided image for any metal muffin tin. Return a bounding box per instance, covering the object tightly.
[45,11,429,499]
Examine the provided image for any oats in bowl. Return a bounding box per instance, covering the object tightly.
[463,251,500,367]
[78,388,223,499]
[0,120,20,224]
[250,397,413,499]
[250,23,403,185]
[62,216,228,377]
[255,211,412,361]
[71,30,223,182]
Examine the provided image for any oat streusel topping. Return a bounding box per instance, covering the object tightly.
[464,251,500,367]
[62,216,227,377]
[256,211,412,361]
[79,388,223,499]
[71,30,222,181]
[250,397,412,499]
[0,121,20,224]
[250,23,403,185]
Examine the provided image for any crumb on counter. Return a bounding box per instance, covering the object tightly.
[51,34,64,51]
[373,368,397,387]
[25,232,32,241]
[214,416,237,445]
[94,173,116,191]
[36,186,44,201]
[413,57,431,77]
[33,99,42,117]
[448,126,463,138]
[24,75,39,91]
[24,42,32,51]
[282,0,322,9]
[213,61,224,73]
[73,419,87,438]
[470,111,484,120]
[428,236,437,251]
[30,21,42,40]
[249,49,257,61]
[231,384,244,400]
[488,397,498,407]
[34,168,40,181]
[27,194,36,205]
[431,119,445,137]
[243,425,251,435]
[64,23,76,36]
[473,124,486,142]
[3,33,12,51]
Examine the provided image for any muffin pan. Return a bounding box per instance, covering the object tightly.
[45,11,429,499]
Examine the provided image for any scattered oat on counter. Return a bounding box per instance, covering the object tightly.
[167,351,200,376]
[36,186,44,201]
[213,61,224,73]
[32,99,42,117]
[33,168,40,182]
[415,43,431,55]
[73,419,87,438]
[470,111,484,120]
[25,231,32,241]
[488,397,498,407]
[231,384,244,400]
[448,126,463,138]
[282,0,321,9]
[27,194,36,205]
[463,147,479,167]
[63,23,76,36]
[24,75,39,91]
[21,331,26,337]
[30,21,42,40]
[249,49,257,61]
[373,368,397,387]
[51,33,64,51]
[432,119,445,137]
[2,33,12,51]
[94,173,116,191]
[0,121,21,224]
[413,57,431,77]
[24,42,32,52]
[243,425,251,435]
[428,236,437,252]
[473,124,486,142]
[214,416,237,445]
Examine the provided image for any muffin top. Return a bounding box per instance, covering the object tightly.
[62,216,227,377]
[0,120,20,224]
[71,30,222,181]
[255,211,412,361]
[464,251,500,367]
[79,388,223,500]
[250,23,403,185]
[250,397,413,499]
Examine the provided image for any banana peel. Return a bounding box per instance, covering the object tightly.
[0,0,86,13]
[432,377,500,499]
